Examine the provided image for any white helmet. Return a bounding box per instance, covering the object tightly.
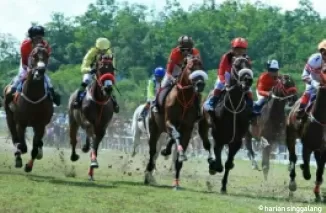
[267,59,279,70]
[96,37,111,50]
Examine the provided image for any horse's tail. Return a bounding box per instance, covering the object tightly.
[131,104,143,135]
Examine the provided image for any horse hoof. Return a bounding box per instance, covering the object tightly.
[303,172,311,180]
[173,185,181,191]
[178,155,187,162]
[220,188,227,194]
[209,170,217,175]
[315,195,322,203]
[88,176,95,181]
[36,148,43,160]
[24,164,32,173]
[90,161,99,169]
[15,156,23,168]
[70,154,79,162]
[82,145,90,153]
[161,149,171,157]
[288,181,297,192]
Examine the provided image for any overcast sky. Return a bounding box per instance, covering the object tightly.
[0,0,325,41]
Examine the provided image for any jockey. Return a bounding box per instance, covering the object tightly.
[139,66,166,119]
[155,35,202,115]
[73,37,119,113]
[204,37,254,112]
[7,25,60,106]
[252,59,280,114]
[296,39,326,118]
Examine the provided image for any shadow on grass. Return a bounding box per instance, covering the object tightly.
[0,170,116,189]
[112,180,319,204]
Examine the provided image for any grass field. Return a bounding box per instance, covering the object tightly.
[0,139,324,213]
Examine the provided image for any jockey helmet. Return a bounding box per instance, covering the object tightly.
[266,59,279,72]
[28,25,45,38]
[231,37,248,49]
[96,38,111,50]
[317,39,326,51]
[154,67,165,77]
[178,35,194,49]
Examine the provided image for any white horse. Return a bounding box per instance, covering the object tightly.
[131,104,177,170]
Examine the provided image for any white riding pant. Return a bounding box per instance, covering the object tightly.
[82,73,93,85]
[255,90,267,105]
[13,63,52,88]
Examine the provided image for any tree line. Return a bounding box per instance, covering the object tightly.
[0,0,324,116]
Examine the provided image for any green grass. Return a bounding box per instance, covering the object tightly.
[0,141,324,213]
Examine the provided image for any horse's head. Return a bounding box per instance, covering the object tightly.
[179,55,208,93]
[230,56,253,91]
[270,74,297,106]
[28,43,49,81]
[97,73,115,97]
[96,54,115,75]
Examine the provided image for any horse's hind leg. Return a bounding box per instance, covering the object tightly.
[313,150,326,202]
[131,125,141,157]
[244,131,259,170]
[25,125,44,173]
[261,141,272,181]
[88,130,105,181]
[82,136,90,153]
[221,139,242,193]
[69,119,80,161]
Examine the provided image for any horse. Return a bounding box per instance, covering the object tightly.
[144,55,208,189]
[3,43,54,172]
[286,64,326,202]
[244,74,297,179]
[68,55,116,181]
[198,55,254,193]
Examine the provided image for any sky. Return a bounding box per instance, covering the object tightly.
[0,0,325,41]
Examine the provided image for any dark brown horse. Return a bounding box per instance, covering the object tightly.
[286,65,326,202]
[244,74,297,179]
[198,56,253,193]
[3,44,54,172]
[68,56,115,181]
[144,55,208,189]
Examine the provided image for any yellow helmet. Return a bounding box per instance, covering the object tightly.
[96,37,111,50]
[317,39,326,51]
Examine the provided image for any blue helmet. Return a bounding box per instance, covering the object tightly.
[154,67,165,77]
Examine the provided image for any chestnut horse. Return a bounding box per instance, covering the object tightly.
[144,55,208,189]
[286,64,326,202]
[68,55,115,180]
[198,56,254,193]
[3,44,54,172]
[244,74,297,179]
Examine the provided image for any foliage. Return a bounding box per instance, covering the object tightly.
[0,0,323,116]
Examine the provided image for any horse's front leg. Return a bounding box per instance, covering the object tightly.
[244,130,259,170]
[221,138,242,193]
[69,118,80,161]
[286,125,297,195]
[300,142,312,181]
[166,120,187,162]
[173,126,192,190]
[313,150,326,202]
[25,125,45,173]
[88,129,105,181]
[15,124,28,168]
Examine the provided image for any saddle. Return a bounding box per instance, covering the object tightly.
[156,84,175,113]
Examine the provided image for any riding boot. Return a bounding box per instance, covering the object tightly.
[204,89,221,112]
[49,88,61,106]
[152,97,159,112]
[140,102,150,120]
[111,95,119,113]
[73,84,87,109]
[196,94,202,119]
[6,86,17,105]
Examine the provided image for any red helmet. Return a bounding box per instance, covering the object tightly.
[231,37,248,48]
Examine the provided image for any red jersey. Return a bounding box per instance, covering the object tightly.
[166,47,200,75]
[217,52,251,83]
[20,38,51,67]
[256,71,278,97]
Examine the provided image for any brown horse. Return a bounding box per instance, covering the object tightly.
[3,44,54,172]
[244,74,297,179]
[198,56,253,193]
[144,55,208,189]
[68,55,115,181]
[286,65,326,202]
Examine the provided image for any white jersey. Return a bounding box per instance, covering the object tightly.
[302,53,323,83]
